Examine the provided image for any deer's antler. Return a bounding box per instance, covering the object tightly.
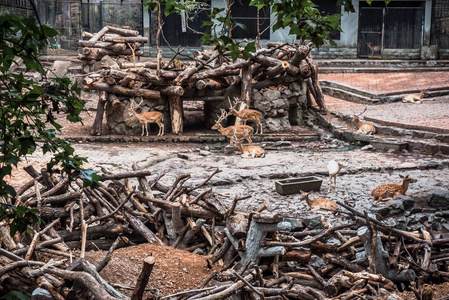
[355,106,368,117]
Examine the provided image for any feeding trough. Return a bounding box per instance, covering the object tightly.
[275,176,323,195]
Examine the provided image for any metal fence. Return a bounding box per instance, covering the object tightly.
[81,1,143,36]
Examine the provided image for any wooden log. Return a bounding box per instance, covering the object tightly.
[89,26,109,43]
[131,256,156,300]
[224,75,241,86]
[136,193,221,219]
[121,61,160,69]
[108,93,121,110]
[290,42,313,66]
[82,31,94,39]
[58,222,126,242]
[190,60,250,81]
[120,75,133,87]
[90,91,107,136]
[103,36,149,43]
[160,85,184,97]
[240,64,252,107]
[124,210,163,245]
[109,69,166,85]
[265,61,288,79]
[106,25,139,36]
[157,69,179,80]
[254,55,300,75]
[85,82,161,99]
[78,40,127,51]
[283,250,312,263]
[174,63,199,85]
[169,95,183,134]
[78,49,143,60]
[252,74,303,90]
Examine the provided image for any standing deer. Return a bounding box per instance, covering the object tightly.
[367,42,381,58]
[352,107,376,135]
[402,90,428,103]
[129,98,164,136]
[211,109,254,144]
[299,191,339,211]
[235,140,265,158]
[371,174,417,201]
[228,97,263,134]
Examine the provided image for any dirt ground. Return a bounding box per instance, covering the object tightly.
[7,75,449,298]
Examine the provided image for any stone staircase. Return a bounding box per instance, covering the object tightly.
[313,110,449,155]
[317,59,449,74]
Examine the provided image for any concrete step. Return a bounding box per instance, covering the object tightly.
[321,86,380,104]
[316,59,449,69]
[313,110,449,155]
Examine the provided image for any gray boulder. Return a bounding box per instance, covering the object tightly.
[428,190,449,209]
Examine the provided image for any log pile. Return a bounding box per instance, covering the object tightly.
[80,38,328,136]
[78,25,147,62]
[1,163,448,299]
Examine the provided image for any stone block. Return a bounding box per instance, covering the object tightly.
[428,190,449,209]
[421,45,439,60]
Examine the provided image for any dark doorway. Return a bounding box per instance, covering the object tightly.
[358,1,424,58]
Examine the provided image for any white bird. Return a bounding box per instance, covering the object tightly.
[327,160,343,192]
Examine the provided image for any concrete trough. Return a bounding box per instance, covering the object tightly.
[275,177,323,195]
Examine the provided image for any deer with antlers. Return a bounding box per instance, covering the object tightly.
[402,90,428,103]
[211,109,254,144]
[352,107,376,135]
[129,98,164,136]
[228,97,263,134]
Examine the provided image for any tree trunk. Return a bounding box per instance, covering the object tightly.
[85,82,160,99]
[169,95,183,134]
[90,91,107,136]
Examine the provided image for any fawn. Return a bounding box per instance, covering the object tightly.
[211,109,254,144]
[299,191,338,211]
[235,140,265,158]
[228,108,263,134]
[402,90,428,103]
[129,98,164,136]
[371,175,417,201]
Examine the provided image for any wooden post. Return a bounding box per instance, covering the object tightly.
[169,95,183,134]
[90,91,108,136]
[131,256,156,300]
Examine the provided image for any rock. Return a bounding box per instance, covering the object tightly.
[371,205,391,217]
[199,150,211,156]
[224,145,236,155]
[263,90,281,102]
[428,190,449,209]
[383,199,405,215]
[265,117,291,132]
[274,141,292,147]
[177,153,190,160]
[361,144,374,151]
[386,294,403,300]
[32,288,53,299]
[47,60,71,78]
[308,255,326,269]
[394,195,414,210]
[302,216,323,230]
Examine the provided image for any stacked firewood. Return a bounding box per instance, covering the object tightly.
[78,25,147,61]
[0,163,446,299]
[80,39,328,136]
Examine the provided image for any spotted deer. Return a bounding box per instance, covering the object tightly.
[299,191,339,211]
[235,140,265,158]
[129,98,164,136]
[228,97,263,134]
[402,90,428,103]
[371,175,417,201]
[211,109,254,144]
[352,107,376,135]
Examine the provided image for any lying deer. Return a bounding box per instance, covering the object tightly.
[402,90,428,103]
[371,174,417,201]
[129,98,164,136]
[228,108,263,134]
[235,140,265,158]
[299,191,338,211]
[367,42,381,58]
[352,107,376,135]
[211,109,254,144]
